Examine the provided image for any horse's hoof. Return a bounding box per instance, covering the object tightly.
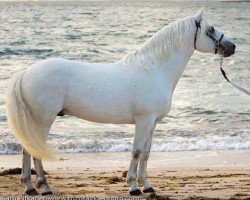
[41,191,53,195]
[143,187,155,193]
[130,189,142,195]
[26,188,39,195]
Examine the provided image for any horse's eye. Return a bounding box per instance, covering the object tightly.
[209,26,215,33]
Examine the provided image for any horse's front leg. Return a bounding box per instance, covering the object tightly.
[137,123,156,193]
[127,116,156,195]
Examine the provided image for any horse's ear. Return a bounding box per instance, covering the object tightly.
[194,8,204,21]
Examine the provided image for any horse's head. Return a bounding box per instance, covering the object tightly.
[193,9,236,57]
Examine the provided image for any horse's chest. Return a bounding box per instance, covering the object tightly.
[155,96,172,116]
[135,87,172,118]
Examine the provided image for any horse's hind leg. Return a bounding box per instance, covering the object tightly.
[20,148,39,195]
[33,158,53,195]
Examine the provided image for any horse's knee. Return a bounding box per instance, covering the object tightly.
[132,149,141,160]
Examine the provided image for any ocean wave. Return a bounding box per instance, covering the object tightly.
[0,48,53,56]
[64,34,82,40]
[231,37,247,44]
[0,141,22,154]
[10,40,26,46]
[0,116,7,121]
[79,12,93,15]
[1,130,249,155]
[238,110,250,115]
[177,107,229,117]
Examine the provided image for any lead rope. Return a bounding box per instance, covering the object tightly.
[219,56,250,96]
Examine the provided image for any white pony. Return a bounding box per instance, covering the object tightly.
[6,9,235,196]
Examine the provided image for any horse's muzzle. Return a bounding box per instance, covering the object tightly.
[222,42,236,57]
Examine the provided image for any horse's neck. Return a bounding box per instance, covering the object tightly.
[158,39,194,92]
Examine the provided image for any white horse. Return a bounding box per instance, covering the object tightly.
[6,9,235,196]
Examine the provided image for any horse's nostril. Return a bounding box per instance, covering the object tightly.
[228,43,236,55]
[233,44,236,50]
[232,45,236,54]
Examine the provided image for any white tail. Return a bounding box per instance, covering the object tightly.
[6,70,56,160]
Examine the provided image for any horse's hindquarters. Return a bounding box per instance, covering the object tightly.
[21,59,68,126]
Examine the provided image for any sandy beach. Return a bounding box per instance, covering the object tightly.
[0,150,249,199]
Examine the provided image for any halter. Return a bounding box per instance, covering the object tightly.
[194,20,200,50]
[219,56,250,96]
[194,20,227,54]
[207,32,227,54]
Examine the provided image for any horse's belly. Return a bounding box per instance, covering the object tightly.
[64,82,135,124]
[65,102,134,124]
[58,61,136,124]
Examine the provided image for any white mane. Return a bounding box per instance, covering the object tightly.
[122,16,195,69]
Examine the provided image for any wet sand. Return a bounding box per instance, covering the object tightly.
[0,150,249,199]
